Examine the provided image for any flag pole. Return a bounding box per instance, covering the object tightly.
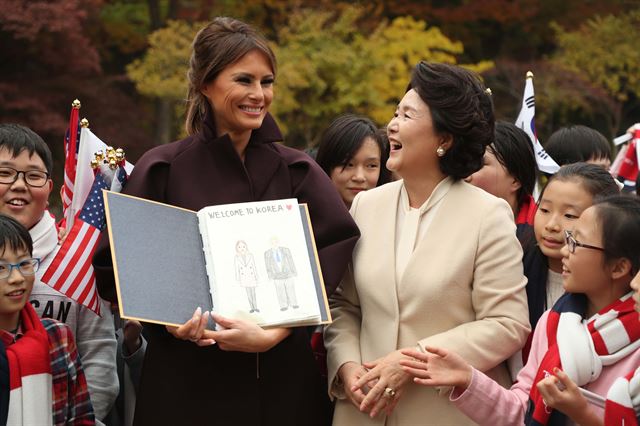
[62,99,82,223]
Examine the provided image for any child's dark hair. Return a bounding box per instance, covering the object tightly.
[545,125,611,166]
[0,214,33,257]
[315,114,390,186]
[540,162,619,202]
[593,195,640,275]
[0,124,53,174]
[492,121,537,209]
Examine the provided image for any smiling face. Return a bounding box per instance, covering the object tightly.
[0,244,34,331]
[560,207,609,297]
[534,179,594,272]
[0,148,53,230]
[386,89,448,181]
[466,147,520,212]
[201,49,274,139]
[330,137,381,207]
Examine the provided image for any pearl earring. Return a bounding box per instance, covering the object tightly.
[436,146,446,157]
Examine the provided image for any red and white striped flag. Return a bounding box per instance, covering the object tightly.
[42,170,125,315]
[61,100,81,222]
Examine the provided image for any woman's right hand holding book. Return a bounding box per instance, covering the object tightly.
[165,308,291,351]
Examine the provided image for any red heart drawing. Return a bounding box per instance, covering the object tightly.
[286,204,292,210]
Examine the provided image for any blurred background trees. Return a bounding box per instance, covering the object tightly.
[1,0,638,176]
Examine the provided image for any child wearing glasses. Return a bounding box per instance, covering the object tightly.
[400,195,640,425]
[0,214,94,425]
[505,163,620,377]
[0,124,117,423]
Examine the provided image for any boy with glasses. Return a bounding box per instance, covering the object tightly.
[0,124,117,423]
[0,214,94,424]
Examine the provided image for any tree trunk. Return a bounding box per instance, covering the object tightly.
[154,98,173,145]
[147,0,178,145]
[147,0,162,30]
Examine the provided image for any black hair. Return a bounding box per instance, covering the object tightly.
[408,61,494,179]
[0,124,53,174]
[545,125,612,166]
[540,163,620,203]
[593,195,640,275]
[315,114,390,186]
[0,214,33,257]
[491,121,537,209]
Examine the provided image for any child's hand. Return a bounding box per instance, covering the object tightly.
[536,368,602,426]
[400,346,472,389]
[123,320,143,354]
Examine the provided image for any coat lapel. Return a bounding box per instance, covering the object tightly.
[356,181,403,355]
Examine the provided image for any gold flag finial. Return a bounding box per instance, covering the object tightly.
[80,118,89,128]
[92,147,126,171]
[72,99,81,109]
[526,71,534,79]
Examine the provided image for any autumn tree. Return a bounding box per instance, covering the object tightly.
[272,6,492,147]
[552,10,640,135]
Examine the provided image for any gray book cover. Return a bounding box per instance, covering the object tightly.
[104,191,330,328]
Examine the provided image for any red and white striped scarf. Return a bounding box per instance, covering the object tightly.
[526,292,640,425]
[6,303,53,425]
[605,365,640,426]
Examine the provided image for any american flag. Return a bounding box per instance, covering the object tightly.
[62,102,81,220]
[42,171,122,315]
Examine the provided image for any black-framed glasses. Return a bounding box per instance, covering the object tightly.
[0,258,40,280]
[0,167,50,187]
[564,230,605,254]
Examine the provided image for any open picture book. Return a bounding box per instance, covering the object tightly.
[103,191,331,329]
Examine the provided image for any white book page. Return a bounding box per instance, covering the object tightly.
[197,199,321,326]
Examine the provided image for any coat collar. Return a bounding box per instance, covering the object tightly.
[197,103,285,201]
[198,103,283,147]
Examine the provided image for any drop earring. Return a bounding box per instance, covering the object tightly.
[436,146,446,157]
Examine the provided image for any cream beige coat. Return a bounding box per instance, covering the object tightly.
[324,180,531,426]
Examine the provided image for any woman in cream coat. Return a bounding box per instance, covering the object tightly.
[324,62,531,426]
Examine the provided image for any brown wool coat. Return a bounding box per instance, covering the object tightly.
[324,180,531,426]
[93,112,359,425]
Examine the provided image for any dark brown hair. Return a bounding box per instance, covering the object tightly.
[185,17,277,135]
[408,62,494,179]
[315,114,390,186]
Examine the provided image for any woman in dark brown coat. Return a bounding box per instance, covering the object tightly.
[92,17,359,425]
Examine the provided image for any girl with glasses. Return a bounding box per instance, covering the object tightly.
[400,195,640,425]
[505,163,620,378]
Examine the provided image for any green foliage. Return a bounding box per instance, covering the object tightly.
[125,6,492,147]
[126,20,199,100]
[271,6,374,144]
[553,10,640,103]
[272,6,493,146]
[99,2,150,55]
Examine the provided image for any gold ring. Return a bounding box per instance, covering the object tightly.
[384,387,396,397]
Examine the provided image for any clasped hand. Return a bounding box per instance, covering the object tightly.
[165,307,290,352]
[343,350,413,418]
